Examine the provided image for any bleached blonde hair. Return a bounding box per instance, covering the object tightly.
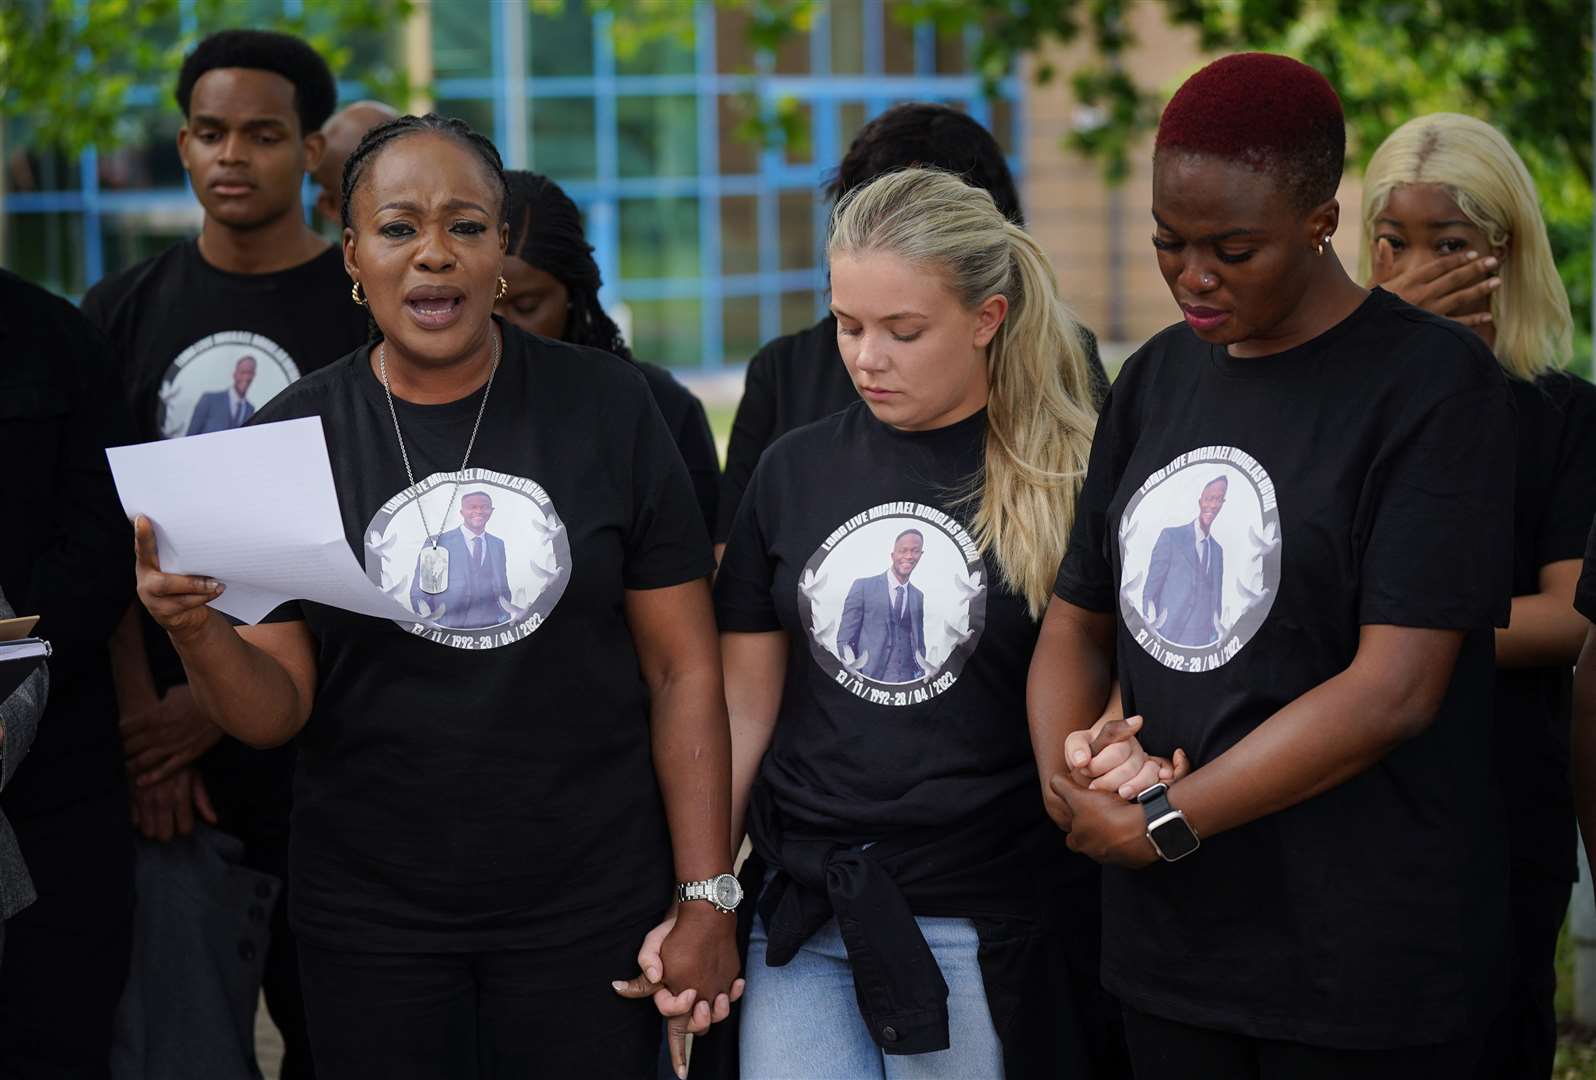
[828,167,1098,618]
[1360,113,1573,377]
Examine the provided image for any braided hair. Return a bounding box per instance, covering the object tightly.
[340,113,511,232]
[503,170,634,362]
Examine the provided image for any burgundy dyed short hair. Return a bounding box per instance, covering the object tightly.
[1155,52,1345,210]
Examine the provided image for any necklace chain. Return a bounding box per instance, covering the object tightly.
[378,330,500,549]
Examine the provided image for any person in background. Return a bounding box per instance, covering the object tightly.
[495,170,720,535]
[697,167,1128,1078]
[716,102,1111,558]
[1035,54,1515,1076]
[134,113,739,1078]
[0,585,47,967]
[0,268,136,1077]
[312,99,398,225]
[81,29,368,1079]
[1361,111,1593,1080]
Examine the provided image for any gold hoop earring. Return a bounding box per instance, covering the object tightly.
[495,276,509,301]
[351,280,367,306]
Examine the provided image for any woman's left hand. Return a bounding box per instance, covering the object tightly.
[612,904,744,1078]
[1049,772,1160,868]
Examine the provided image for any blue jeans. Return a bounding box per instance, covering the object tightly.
[739,910,1003,1079]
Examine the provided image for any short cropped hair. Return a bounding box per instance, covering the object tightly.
[1155,53,1345,211]
[828,103,1023,225]
[893,528,925,546]
[177,29,337,135]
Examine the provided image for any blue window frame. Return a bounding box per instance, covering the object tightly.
[1,0,1022,370]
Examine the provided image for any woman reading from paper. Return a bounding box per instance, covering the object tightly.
[130,114,739,1079]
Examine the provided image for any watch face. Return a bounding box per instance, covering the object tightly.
[713,874,743,909]
[1150,816,1201,861]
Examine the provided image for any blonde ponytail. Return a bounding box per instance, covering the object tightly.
[829,168,1098,617]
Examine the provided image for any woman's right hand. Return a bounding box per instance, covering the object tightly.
[134,515,224,641]
[1369,239,1500,327]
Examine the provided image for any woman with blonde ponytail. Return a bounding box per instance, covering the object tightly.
[687,167,1131,1078]
[1362,113,1596,1080]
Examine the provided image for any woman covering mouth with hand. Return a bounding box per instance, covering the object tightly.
[129,114,740,1079]
[1031,55,1517,1076]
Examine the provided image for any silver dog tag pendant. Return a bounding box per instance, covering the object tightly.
[419,544,450,595]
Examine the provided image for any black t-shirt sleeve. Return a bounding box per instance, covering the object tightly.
[675,393,721,539]
[716,346,779,543]
[1079,323,1110,411]
[625,388,716,589]
[1576,517,1596,622]
[711,455,781,632]
[1540,378,1596,566]
[1054,381,1131,613]
[1359,383,1514,629]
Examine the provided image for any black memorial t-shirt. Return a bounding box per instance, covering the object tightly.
[1054,289,1514,1049]
[715,402,1081,858]
[638,360,719,535]
[716,315,1113,542]
[1497,372,1596,881]
[249,320,714,953]
[82,240,371,793]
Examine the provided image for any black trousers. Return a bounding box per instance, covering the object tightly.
[1478,867,1571,1080]
[298,932,661,1079]
[0,790,134,1079]
[1122,1006,1485,1080]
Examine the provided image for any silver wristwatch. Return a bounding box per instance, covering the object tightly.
[677,872,743,914]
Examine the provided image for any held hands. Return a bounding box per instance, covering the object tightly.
[129,765,217,843]
[133,516,224,642]
[612,902,745,1079]
[1370,239,1500,328]
[121,684,223,788]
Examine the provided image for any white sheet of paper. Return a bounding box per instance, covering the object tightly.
[108,417,425,626]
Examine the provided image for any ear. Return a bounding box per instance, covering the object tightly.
[342,226,360,281]
[1305,197,1340,252]
[315,188,339,223]
[1494,235,1512,265]
[498,221,510,255]
[176,125,192,171]
[972,293,1009,349]
[301,130,327,175]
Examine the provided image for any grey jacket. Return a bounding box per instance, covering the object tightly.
[0,588,45,922]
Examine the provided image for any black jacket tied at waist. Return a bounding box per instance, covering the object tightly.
[686,778,1130,1080]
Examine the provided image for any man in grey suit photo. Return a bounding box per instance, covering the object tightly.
[837,528,928,683]
[1142,475,1228,647]
[411,492,514,630]
[184,355,258,436]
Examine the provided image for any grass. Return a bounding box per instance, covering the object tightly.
[1553,913,1596,1078]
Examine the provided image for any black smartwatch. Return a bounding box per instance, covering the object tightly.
[1136,782,1200,862]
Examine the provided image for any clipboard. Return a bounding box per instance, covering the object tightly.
[0,617,39,643]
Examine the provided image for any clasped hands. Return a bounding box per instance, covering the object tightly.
[612,901,743,1079]
[1045,712,1191,869]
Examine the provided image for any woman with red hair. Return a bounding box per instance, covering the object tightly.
[1029,54,1515,1075]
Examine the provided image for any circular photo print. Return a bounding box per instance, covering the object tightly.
[159,331,300,439]
[1118,448,1281,672]
[797,503,987,707]
[363,468,572,649]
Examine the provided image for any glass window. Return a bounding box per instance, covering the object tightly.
[837,102,869,162]
[778,190,815,271]
[627,298,702,368]
[432,0,494,81]
[935,28,967,74]
[617,95,698,178]
[99,206,203,279]
[722,295,762,364]
[97,106,185,192]
[528,3,595,77]
[436,98,496,142]
[618,197,699,280]
[990,99,1015,157]
[529,97,596,181]
[719,195,758,276]
[781,290,821,335]
[714,8,752,73]
[783,101,814,166]
[4,134,82,194]
[3,212,85,297]
[614,20,695,77]
[717,96,760,175]
[828,0,866,75]
[882,6,917,75]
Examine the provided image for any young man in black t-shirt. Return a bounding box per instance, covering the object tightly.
[81,30,366,1079]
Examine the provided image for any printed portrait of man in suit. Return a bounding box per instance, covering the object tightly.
[410,491,513,629]
[1142,475,1227,647]
[837,528,928,683]
[185,355,258,436]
